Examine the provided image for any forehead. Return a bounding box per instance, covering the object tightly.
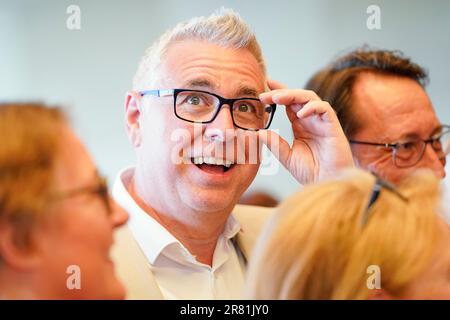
[52,126,97,190]
[352,72,440,140]
[158,40,265,95]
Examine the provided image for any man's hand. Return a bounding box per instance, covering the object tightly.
[258,79,354,184]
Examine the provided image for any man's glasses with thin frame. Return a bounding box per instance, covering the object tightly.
[50,175,112,215]
[349,125,450,168]
[139,89,277,131]
[361,173,409,226]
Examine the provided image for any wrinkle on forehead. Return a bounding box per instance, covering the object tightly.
[182,77,259,98]
[158,40,265,95]
[352,72,440,142]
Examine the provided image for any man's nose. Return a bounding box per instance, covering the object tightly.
[422,143,446,179]
[109,198,129,228]
[204,105,236,143]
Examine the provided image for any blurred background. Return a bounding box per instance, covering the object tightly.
[1,0,449,201]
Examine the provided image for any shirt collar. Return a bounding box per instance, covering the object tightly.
[222,212,241,240]
[112,167,242,265]
[113,167,183,264]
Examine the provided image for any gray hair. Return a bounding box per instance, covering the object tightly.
[132,8,266,90]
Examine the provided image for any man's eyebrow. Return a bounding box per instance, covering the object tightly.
[235,85,258,98]
[182,79,258,98]
[396,132,421,141]
[395,125,443,142]
[184,78,215,89]
[430,125,444,136]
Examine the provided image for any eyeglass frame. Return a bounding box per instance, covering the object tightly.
[361,173,409,226]
[349,125,450,168]
[50,175,112,215]
[139,88,277,131]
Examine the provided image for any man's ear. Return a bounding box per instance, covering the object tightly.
[0,222,41,271]
[125,91,142,147]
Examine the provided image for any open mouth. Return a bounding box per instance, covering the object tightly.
[191,156,235,174]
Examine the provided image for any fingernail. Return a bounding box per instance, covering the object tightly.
[272,94,282,101]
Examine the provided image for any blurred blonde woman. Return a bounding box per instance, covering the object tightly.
[245,169,450,299]
[0,103,128,299]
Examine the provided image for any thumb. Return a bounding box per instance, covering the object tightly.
[258,130,291,169]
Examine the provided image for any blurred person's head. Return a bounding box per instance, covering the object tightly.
[306,48,449,184]
[125,8,272,216]
[0,103,128,299]
[245,169,450,299]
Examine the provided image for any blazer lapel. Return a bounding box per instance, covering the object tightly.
[233,204,274,262]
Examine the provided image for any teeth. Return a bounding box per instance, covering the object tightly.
[193,157,203,165]
[191,156,233,167]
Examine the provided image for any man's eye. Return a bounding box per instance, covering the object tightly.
[398,142,416,150]
[187,95,202,105]
[236,103,255,113]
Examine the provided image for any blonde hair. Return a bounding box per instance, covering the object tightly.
[245,169,445,299]
[0,103,66,249]
[132,8,266,90]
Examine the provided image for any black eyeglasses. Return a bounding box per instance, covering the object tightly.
[361,173,408,226]
[50,175,112,215]
[349,125,450,168]
[139,89,277,131]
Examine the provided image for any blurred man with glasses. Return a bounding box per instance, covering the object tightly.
[306,48,449,184]
[111,9,353,299]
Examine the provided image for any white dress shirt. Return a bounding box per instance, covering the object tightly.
[112,167,246,300]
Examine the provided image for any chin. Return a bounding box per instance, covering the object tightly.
[182,189,238,213]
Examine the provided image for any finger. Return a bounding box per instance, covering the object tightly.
[259,89,320,105]
[258,130,291,169]
[285,103,303,124]
[266,79,287,90]
[296,100,337,123]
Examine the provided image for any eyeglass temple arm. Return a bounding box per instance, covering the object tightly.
[361,174,409,226]
[361,181,381,226]
[349,140,394,148]
[140,89,174,97]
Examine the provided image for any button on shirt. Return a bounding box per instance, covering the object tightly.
[112,167,246,300]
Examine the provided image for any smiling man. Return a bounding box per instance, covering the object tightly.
[111,9,353,299]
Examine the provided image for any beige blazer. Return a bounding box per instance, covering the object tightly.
[111,204,274,300]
